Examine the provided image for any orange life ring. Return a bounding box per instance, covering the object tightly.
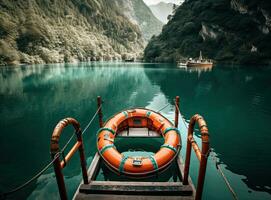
[97,108,181,177]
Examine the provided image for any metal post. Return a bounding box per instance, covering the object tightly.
[183,123,193,185]
[76,129,89,184]
[175,96,179,128]
[196,154,208,200]
[51,154,68,200]
[97,96,103,128]
[195,117,209,200]
[50,118,88,200]
[183,114,210,200]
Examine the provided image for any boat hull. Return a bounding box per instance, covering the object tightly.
[187,62,213,67]
[178,63,187,67]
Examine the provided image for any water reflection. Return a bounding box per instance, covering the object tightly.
[178,65,213,73]
[0,63,162,199]
[144,65,271,197]
[0,63,271,200]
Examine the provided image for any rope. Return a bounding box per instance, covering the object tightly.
[0,155,59,199]
[175,101,188,129]
[174,100,238,200]
[210,149,239,200]
[82,105,101,136]
[0,105,102,199]
[62,130,76,152]
[156,103,170,112]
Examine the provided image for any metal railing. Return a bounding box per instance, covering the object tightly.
[50,96,209,200]
[183,114,210,200]
[50,96,103,200]
[0,99,101,200]
[50,118,88,200]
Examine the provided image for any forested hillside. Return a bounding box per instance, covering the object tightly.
[144,0,271,65]
[0,0,145,65]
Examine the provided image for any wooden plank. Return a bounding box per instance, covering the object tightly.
[79,181,193,196]
[75,194,194,200]
[87,153,101,181]
[177,155,196,196]
[72,153,101,200]
[73,136,197,200]
[87,181,184,186]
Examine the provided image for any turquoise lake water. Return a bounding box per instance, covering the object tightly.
[0,62,271,200]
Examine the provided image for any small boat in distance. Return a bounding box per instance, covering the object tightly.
[187,51,213,67]
[177,59,188,67]
[124,58,135,62]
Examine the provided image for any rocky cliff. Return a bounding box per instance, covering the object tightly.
[115,0,163,41]
[144,0,271,65]
[0,0,145,65]
[149,2,174,24]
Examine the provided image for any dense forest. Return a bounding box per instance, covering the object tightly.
[0,0,148,65]
[144,0,271,65]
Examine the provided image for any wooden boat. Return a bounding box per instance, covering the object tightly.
[187,51,213,68]
[177,59,188,67]
[49,96,210,200]
[187,61,213,67]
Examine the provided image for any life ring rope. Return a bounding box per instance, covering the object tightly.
[97,127,116,136]
[146,111,152,117]
[119,156,129,173]
[122,111,128,118]
[163,127,180,136]
[149,155,158,170]
[99,144,115,154]
[160,144,177,153]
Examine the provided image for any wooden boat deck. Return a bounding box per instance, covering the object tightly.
[73,128,196,200]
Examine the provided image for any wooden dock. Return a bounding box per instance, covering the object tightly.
[50,97,210,200]
[73,152,196,200]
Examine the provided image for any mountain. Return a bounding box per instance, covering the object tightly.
[115,0,163,41]
[0,0,145,65]
[149,2,174,24]
[144,0,271,65]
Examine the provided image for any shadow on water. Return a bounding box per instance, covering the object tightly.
[144,64,271,196]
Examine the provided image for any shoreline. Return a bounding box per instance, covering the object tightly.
[1,61,271,69]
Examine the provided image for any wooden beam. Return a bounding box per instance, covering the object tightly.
[177,156,196,196]
[79,182,193,196]
[87,153,101,181]
[87,181,184,186]
[75,193,194,200]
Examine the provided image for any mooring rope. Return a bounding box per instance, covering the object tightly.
[175,101,188,129]
[175,101,238,200]
[61,105,102,153]
[209,150,239,200]
[156,103,170,113]
[0,156,58,199]
[82,105,101,136]
[0,105,102,199]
